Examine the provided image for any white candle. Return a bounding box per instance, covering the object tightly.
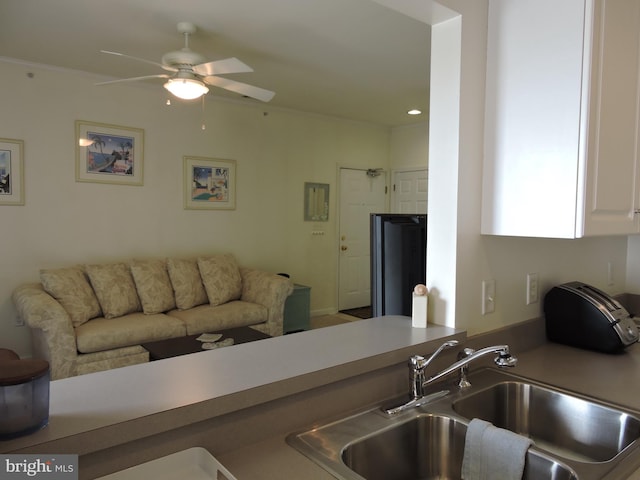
[412,284,428,328]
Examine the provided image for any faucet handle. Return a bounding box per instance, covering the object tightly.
[422,340,459,368]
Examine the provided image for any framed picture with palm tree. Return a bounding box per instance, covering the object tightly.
[183,156,236,210]
[75,120,144,185]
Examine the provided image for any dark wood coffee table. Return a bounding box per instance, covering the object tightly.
[141,326,271,361]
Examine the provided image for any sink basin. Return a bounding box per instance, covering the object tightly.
[288,409,576,480]
[453,380,640,463]
[342,414,576,480]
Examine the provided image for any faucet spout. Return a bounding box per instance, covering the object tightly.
[423,344,517,388]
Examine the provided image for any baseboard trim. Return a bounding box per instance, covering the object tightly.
[310,307,338,317]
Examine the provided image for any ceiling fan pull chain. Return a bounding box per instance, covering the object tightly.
[201,96,206,131]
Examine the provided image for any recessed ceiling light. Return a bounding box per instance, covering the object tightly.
[407,109,422,115]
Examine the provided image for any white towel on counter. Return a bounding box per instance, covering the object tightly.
[461,418,533,480]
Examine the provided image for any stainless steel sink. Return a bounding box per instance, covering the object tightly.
[452,378,640,463]
[287,368,640,480]
[342,414,576,480]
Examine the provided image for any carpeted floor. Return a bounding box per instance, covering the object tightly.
[310,313,359,329]
[339,306,372,319]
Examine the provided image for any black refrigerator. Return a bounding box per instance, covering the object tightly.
[371,214,427,317]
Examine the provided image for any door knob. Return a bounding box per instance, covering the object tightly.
[341,245,348,251]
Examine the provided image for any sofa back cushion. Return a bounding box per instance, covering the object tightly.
[166,258,209,310]
[130,259,176,314]
[40,267,102,327]
[197,254,242,307]
[85,263,142,319]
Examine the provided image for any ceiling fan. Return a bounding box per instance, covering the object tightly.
[96,22,275,102]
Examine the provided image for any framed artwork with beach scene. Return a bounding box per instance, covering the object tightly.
[0,138,24,206]
[75,120,144,185]
[184,156,236,210]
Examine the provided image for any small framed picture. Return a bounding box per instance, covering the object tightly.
[184,156,236,210]
[75,120,144,185]
[0,138,25,206]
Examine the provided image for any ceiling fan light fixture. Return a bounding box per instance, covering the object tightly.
[164,78,209,100]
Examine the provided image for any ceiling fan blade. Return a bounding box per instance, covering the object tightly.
[100,50,177,72]
[193,57,253,76]
[95,74,170,86]
[204,76,275,102]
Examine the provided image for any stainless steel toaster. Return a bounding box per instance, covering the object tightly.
[544,281,639,353]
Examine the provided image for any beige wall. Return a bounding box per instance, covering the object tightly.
[390,122,429,169]
[0,60,390,356]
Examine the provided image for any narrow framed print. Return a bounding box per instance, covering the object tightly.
[75,120,144,185]
[184,156,236,210]
[0,138,24,206]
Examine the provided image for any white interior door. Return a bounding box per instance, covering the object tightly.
[338,168,387,310]
[392,168,428,213]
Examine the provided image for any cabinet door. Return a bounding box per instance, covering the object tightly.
[481,0,587,238]
[582,0,640,236]
[482,0,640,238]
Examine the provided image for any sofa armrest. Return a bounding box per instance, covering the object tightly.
[12,283,79,380]
[240,268,294,336]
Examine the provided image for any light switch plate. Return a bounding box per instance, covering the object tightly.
[482,279,495,315]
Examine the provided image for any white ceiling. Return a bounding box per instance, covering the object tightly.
[0,0,431,127]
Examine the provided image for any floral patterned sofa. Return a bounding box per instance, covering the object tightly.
[12,254,293,380]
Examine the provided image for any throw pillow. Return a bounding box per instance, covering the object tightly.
[197,254,242,307]
[130,259,176,314]
[166,257,209,310]
[85,263,142,319]
[40,267,102,327]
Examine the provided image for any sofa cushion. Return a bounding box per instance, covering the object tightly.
[166,257,208,310]
[197,254,242,307]
[75,313,186,353]
[167,301,268,335]
[85,263,142,319]
[40,267,102,327]
[130,259,176,314]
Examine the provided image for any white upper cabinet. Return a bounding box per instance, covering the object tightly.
[481,0,640,238]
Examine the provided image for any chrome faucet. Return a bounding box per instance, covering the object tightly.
[383,341,517,415]
[427,344,518,389]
